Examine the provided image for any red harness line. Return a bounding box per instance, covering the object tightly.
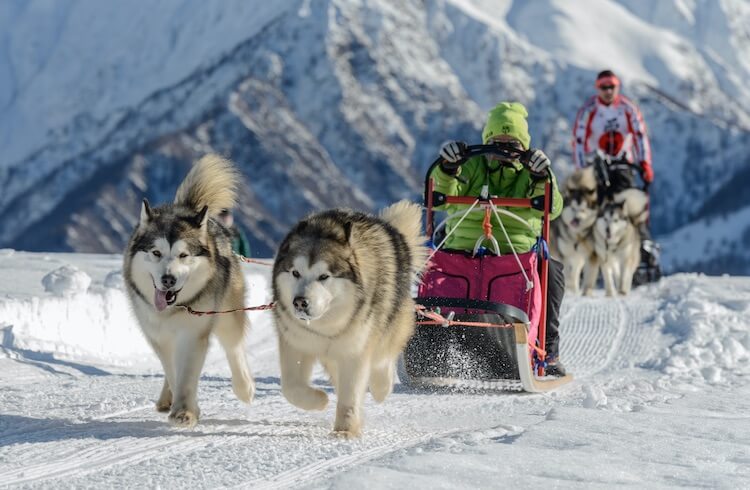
[414,305,547,358]
[210,254,548,355]
[415,304,509,329]
[176,253,277,316]
[179,297,546,357]
[181,303,276,316]
[236,255,274,266]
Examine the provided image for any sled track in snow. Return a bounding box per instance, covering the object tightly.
[0,294,664,488]
[560,294,662,377]
[0,378,489,488]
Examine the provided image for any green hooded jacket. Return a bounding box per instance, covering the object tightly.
[430,155,563,254]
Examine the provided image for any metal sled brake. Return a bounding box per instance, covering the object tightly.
[399,144,573,392]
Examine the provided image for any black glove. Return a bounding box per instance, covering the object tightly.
[438,141,468,175]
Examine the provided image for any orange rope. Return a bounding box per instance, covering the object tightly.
[482,207,492,239]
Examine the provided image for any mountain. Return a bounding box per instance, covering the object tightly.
[1,0,749,272]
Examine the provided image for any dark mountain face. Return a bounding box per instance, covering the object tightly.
[2,1,750,272]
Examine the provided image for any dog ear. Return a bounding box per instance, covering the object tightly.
[194,205,209,229]
[139,199,153,228]
[343,221,353,243]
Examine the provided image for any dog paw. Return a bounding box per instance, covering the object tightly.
[155,400,171,413]
[330,428,361,439]
[156,381,172,412]
[282,386,328,411]
[369,366,394,403]
[168,409,199,428]
[307,389,329,410]
[233,378,256,404]
[333,406,361,437]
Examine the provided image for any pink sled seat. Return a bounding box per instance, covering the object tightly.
[417,249,542,349]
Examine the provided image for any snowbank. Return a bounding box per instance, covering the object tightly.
[0,252,272,366]
[652,274,750,384]
[2,252,749,388]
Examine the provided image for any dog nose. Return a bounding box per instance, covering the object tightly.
[161,274,176,289]
[293,296,309,310]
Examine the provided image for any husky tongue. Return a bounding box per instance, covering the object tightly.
[154,289,169,311]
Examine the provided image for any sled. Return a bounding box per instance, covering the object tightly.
[399,144,573,392]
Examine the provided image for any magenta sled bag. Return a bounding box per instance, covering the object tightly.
[418,249,542,347]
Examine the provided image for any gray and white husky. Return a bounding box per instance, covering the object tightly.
[123,155,254,428]
[593,189,648,297]
[550,166,599,295]
[272,200,428,438]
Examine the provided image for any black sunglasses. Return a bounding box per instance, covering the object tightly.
[487,141,529,162]
[599,85,616,91]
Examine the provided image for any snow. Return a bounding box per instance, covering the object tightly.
[41,265,92,296]
[0,0,294,167]
[505,0,694,86]
[659,204,750,272]
[1,252,749,487]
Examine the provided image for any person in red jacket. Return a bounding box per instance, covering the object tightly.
[572,70,655,252]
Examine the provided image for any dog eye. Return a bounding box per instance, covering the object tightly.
[179,253,189,259]
[318,274,330,281]
[292,270,300,279]
[152,250,162,258]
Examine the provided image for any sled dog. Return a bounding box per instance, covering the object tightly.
[593,189,648,296]
[123,155,254,428]
[272,200,428,437]
[550,166,599,295]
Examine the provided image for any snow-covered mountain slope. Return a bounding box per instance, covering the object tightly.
[1,0,749,271]
[1,252,749,487]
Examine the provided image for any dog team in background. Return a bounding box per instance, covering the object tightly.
[553,69,656,296]
[123,68,657,435]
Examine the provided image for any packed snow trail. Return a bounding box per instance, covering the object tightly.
[1,253,749,488]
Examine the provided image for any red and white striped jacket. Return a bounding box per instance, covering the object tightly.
[572,94,652,181]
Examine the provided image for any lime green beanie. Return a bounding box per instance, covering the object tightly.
[481,102,531,149]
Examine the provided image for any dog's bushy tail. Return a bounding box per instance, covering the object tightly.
[174,154,239,215]
[380,200,429,276]
[614,188,649,225]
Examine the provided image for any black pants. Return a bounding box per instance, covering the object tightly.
[596,165,635,200]
[597,165,653,243]
[545,258,565,359]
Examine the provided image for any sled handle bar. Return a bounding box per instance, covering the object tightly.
[424,144,552,206]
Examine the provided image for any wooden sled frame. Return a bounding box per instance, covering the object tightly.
[512,323,573,391]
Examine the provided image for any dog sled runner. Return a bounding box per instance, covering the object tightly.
[399,144,572,392]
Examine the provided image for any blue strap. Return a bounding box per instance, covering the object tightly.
[534,237,549,260]
[532,350,548,371]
